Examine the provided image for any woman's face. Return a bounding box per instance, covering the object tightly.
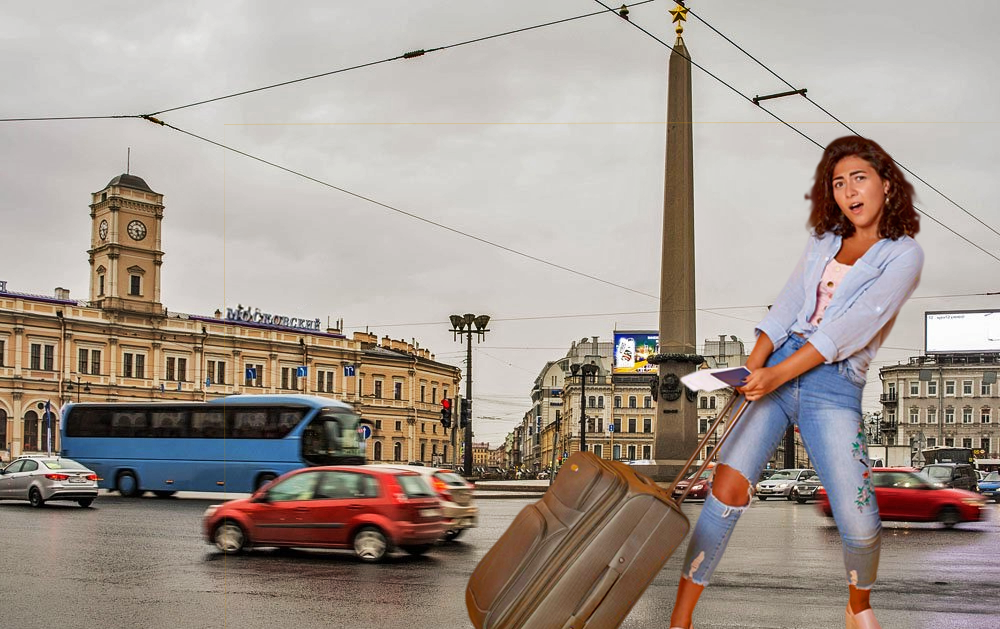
[831,155,889,235]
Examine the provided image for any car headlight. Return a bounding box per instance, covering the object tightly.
[692,484,704,491]
[777,482,790,489]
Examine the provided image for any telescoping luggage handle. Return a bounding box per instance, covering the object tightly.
[665,394,752,504]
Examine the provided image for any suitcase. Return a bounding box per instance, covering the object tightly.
[466,396,751,629]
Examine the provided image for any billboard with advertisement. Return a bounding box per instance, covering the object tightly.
[925,310,1000,354]
[613,331,659,373]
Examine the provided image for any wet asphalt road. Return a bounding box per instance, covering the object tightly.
[1,494,998,629]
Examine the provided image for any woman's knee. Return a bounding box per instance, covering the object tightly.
[711,464,752,506]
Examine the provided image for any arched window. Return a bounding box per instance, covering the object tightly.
[0,408,7,450]
[597,396,604,408]
[588,396,596,408]
[700,397,708,409]
[710,397,716,409]
[612,444,621,460]
[23,410,39,452]
[393,442,402,462]
[628,396,637,408]
[373,441,383,461]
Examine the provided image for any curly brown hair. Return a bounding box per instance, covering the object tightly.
[807,136,919,239]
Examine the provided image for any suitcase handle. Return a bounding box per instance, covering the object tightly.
[666,395,752,504]
[561,564,621,629]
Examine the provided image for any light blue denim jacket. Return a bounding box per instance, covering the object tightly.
[755,232,924,384]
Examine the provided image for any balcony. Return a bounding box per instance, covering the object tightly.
[880,392,897,405]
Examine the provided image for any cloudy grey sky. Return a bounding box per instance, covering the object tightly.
[2,1,998,446]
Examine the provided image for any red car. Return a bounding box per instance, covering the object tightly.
[672,468,713,501]
[203,465,445,562]
[816,467,987,528]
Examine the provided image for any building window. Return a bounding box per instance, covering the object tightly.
[420,443,426,461]
[642,445,651,459]
[98,274,105,296]
[700,418,710,433]
[627,445,636,460]
[593,444,602,459]
[945,437,954,447]
[982,408,992,424]
[207,360,225,385]
[927,380,938,396]
[123,351,145,378]
[644,396,652,409]
[962,380,973,396]
[643,417,652,433]
[927,407,937,424]
[710,397,716,409]
[962,437,973,449]
[944,408,955,424]
[926,437,936,448]
[374,380,383,399]
[982,437,991,453]
[0,409,6,447]
[945,381,955,396]
[245,362,263,387]
[963,408,973,424]
[30,343,55,371]
[281,367,297,390]
[373,441,382,461]
[597,396,604,408]
[129,274,141,296]
[909,408,919,424]
[165,356,188,382]
[420,385,426,402]
[909,381,919,396]
[393,442,402,461]
[614,396,621,408]
[421,423,426,433]
[597,418,603,433]
[589,396,596,408]
[432,386,437,403]
[78,348,89,374]
[887,409,895,425]
[395,421,402,431]
[394,381,403,401]
[983,381,993,396]
[0,339,5,367]
[375,420,382,429]
[628,418,636,433]
[628,396,637,409]
[887,382,896,396]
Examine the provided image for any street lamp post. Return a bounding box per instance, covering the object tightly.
[65,375,91,403]
[570,361,599,454]
[449,313,490,477]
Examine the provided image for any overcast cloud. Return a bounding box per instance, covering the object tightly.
[2,1,998,446]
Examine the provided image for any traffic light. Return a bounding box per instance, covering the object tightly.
[460,399,472,429]
[440,398,452,429]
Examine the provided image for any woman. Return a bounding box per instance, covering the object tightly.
[669,136,923,629]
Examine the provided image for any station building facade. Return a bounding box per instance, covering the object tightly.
[0,173,461,464]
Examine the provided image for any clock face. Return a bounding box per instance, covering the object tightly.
[127,220,147,241]
[99,219,108,241]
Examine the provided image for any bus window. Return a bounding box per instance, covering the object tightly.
[190,410,225,439]
[302,410,362,466]
[66,407,110,437]
[111,411,148,438]
[230,409,268,439]
[150,410,188,438]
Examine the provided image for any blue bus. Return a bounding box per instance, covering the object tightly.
[60,394,364,496]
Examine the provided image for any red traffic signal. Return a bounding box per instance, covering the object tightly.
[441,398,451,410]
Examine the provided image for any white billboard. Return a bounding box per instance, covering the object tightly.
[925,310,1000,354]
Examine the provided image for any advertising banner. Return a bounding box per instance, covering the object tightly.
[613,331,659,373]
[925,310,1000,354]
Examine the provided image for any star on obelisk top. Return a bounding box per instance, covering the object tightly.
[669,1,689,37]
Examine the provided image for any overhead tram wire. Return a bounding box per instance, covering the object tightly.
[683,7,1000,242]
[0,114,139,123]
[591,1,1000,267]
[148,116,658,301]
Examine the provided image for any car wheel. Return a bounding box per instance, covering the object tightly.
[353,526,389,563]
[444,529,465,542]
[78,498,94,508]
[938,506,961,529]
[787,490,797,502]
[214,520,247,554]
[152,491,176,498]
[116,471,141,497]
[401,544,432,557]
[255,473,277,491]
[28,487,45,508]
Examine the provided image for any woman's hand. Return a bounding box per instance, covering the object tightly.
[739,366,788,401]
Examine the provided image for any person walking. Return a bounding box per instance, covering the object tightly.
[669,135,923,629]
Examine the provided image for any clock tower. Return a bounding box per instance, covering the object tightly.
[88,173,165,315]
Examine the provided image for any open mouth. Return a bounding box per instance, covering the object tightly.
[848,202,863,213]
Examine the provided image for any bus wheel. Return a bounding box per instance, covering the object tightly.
[255,473,277,491]
[116,471,141,497]
[152,491,176,498]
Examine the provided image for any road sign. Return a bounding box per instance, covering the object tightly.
[608,424,615,433]
[359,425,372,440]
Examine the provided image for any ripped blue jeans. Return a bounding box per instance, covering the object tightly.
[681,333,881,589]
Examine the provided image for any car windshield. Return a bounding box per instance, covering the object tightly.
[42,459,87,470]
[985,472,1000,482]
[874,471,932,489]
[768,471,797,480]
[396,474,435,498]
[922,467,952,480]
[435,472,469,486]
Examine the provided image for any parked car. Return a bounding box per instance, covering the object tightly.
[756,469,818,500]
[378,465,478,541]
[979,471,1000,503]
[203,465,445,562]
[920,463,979,492]
[672,468,713,501]
[816,467,986,528]
[789,477,824,503]
[0,456,98,508]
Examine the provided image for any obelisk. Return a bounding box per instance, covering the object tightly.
[648,2,702,480]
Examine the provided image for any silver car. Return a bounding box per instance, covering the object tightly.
[756,468,817,500]
[378,465,478,541]
[0,456,99,508]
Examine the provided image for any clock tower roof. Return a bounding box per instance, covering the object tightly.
[105,173,156,194]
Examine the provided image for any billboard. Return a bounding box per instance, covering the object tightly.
[613,331,659,373]
[925,310,1000,354]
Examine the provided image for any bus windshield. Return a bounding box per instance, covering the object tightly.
[60,395,365,495]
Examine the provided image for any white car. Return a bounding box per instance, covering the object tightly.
[756,468,818,500]
[377,465,478,541]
